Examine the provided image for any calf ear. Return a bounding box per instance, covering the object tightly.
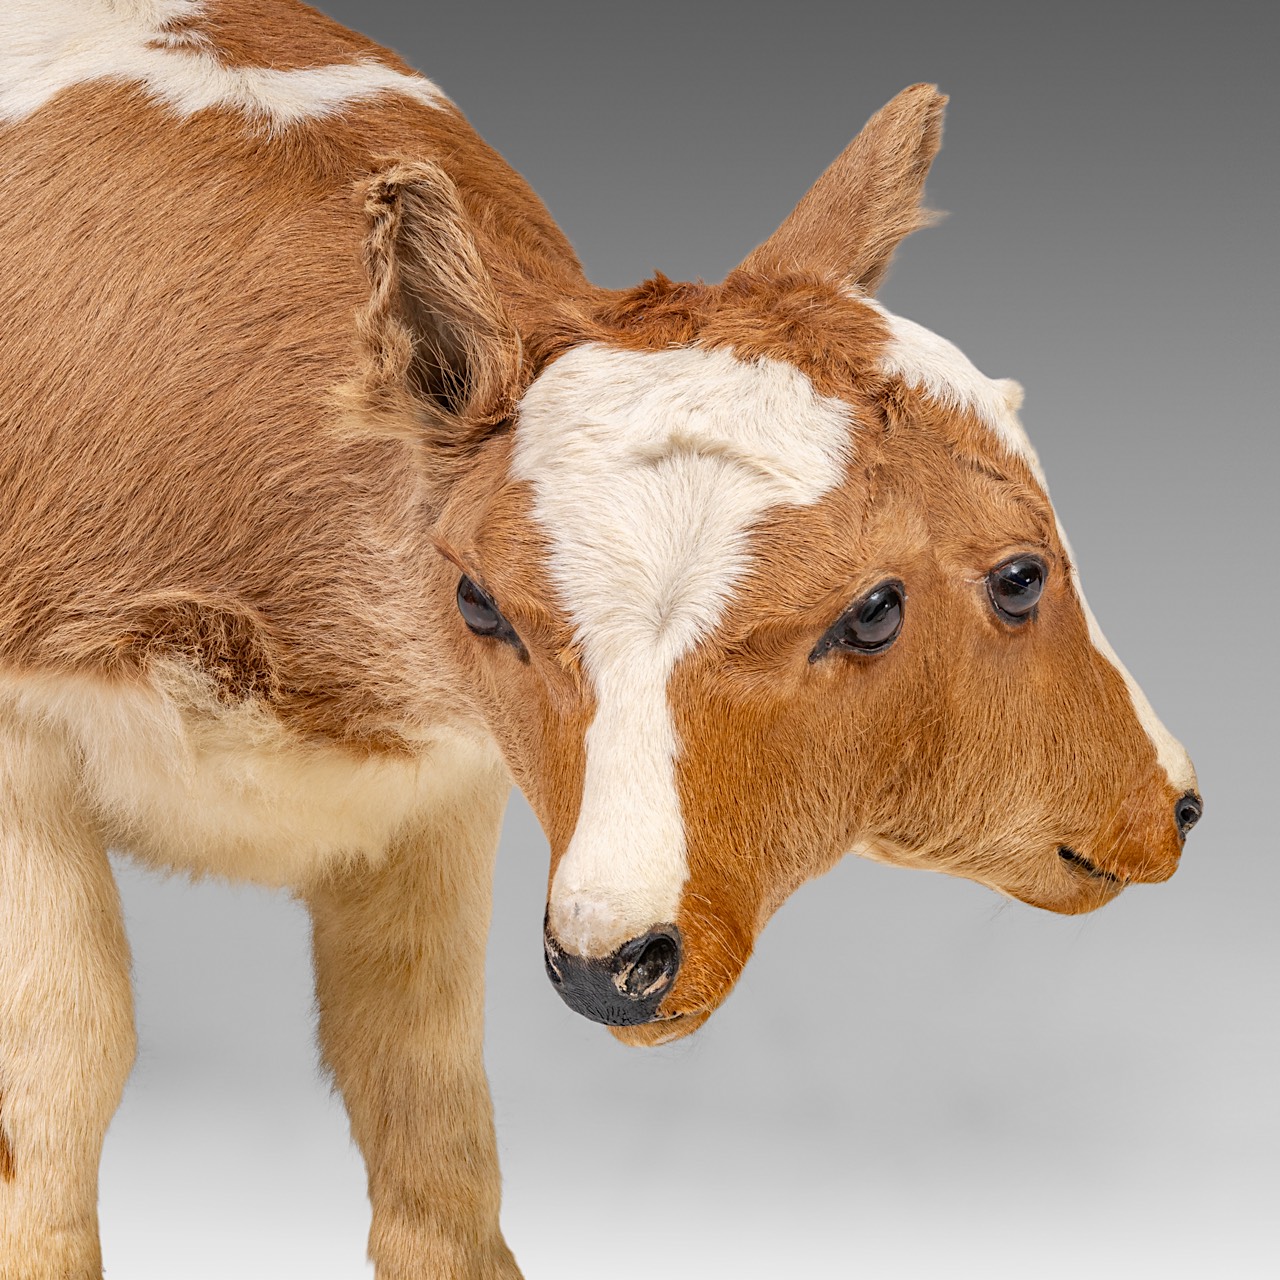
[358,161,521,444]
[735,84,947,294]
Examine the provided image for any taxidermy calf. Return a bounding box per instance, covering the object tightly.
[0,1,1201,1276]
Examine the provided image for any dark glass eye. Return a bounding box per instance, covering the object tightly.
[457,575,525,655]
[810,580,904,662]
[987,555,1046,623]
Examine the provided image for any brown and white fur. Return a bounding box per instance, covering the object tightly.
[0,2,1200,1277]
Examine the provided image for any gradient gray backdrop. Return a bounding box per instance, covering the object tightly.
[98,2,1278,1277]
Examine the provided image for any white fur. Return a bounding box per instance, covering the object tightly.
[513,344,853,957]
[0,0,443,128]
[866,298,1194,792]
[863,297,1045,476]
[0,661,502,889]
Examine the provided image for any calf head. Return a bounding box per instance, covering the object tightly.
[386,86,1200,1044]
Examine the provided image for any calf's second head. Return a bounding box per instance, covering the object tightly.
[408,85,1199,1042]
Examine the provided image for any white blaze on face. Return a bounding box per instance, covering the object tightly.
[513,343,853,957]
[867,297,1196,793]
[0,0,444,127]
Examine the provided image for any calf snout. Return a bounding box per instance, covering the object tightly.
[543,926,682,1025]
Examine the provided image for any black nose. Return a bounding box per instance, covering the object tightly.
[543,927,682,1026]
[1175,791,1203,839]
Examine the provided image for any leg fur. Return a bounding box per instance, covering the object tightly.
[305,752,521,1280]
[0,727,135,1280]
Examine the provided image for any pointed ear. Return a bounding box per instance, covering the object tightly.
[357,161,521,444]
[735,83,947,293]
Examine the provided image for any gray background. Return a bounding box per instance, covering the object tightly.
[99,2,1277,1277]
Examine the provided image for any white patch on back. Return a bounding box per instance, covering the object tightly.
[866,297,1194,792]
[513,343,853,957]
[0,0,443,128]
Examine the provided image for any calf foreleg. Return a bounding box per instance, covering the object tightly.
[0,732,135,1280]
[304,756,520,1280]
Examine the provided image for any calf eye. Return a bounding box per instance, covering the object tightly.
[811,581,904,662]
[987,556,1046,623]
[457,576,526,656]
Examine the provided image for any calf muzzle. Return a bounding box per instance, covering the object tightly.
[543,925,682,1025]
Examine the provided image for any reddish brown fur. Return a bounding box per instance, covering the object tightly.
[448,282,1186,1044]
[0,1,1194,1271]
[649,388,1181,1035]
[159,0,404,71]
[0,69,584,750]
[431,435,594,839]
[738,82,946,291]
[419,254,1184,1038]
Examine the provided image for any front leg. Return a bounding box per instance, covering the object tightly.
[0,727,135,1280]
[304,749,521,1280]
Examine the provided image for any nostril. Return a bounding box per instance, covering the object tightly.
[1175,791,1203,839]
[543,937,563,986]
[545,926,682,1026]
[617,931,681,1000]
